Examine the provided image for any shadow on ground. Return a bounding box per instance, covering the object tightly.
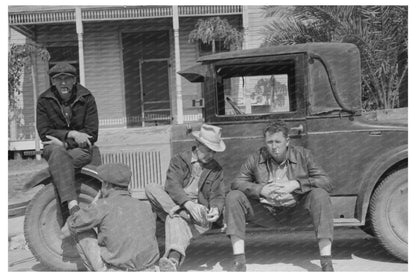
[179,228,405,272]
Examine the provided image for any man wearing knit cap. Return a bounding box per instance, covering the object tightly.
[68,163,159,271]
[36,62,99,235]
[145,124,227,271]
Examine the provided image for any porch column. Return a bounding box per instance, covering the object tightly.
[31,53,41,160]
[75,7,86,86]
[172,5,184,124]
[242,5,249,50]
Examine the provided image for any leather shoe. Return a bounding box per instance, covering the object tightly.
[321,262,334,272]
[159,257,177,272]
[230,261,246,272]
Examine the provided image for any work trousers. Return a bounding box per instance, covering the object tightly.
[145,183,210,264]
[68,228,156,272]
[43,144,91,223]
[43,144,91,203]
[225,188,333,241]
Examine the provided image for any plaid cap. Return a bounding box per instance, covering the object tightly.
[48,62,77,78]
[96,163,132,187]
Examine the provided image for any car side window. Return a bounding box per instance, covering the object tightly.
[216,62,297,116]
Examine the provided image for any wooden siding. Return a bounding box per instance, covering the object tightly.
[83,22,125,126]
[245,6,274,49]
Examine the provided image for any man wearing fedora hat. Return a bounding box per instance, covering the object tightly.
[36,62,99,235]
[68,163,159,271]
[145,123,227,271]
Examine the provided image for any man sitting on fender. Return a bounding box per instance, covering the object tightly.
[36,62,98,233]
[225,120,334,271]
[145,124,227,271]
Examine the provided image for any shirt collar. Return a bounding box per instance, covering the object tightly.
[191,150,199,164]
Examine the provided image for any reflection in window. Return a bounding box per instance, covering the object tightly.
[216,63,296,116]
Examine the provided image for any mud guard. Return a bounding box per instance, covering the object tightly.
[23,164,101,192]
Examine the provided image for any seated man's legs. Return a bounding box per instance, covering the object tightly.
[225,190,280,271]
[145,183,209,271]
[161,215,209,270]
[43,145,91,208]
[301,187,334,271]
[43,145,91,232]
[144,183,181,220]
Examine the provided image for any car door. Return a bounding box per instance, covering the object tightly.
[204,54,308,185]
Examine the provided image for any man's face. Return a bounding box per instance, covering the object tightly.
[52,75,76,95]
[196,143,216,164]
[264,131,289,162]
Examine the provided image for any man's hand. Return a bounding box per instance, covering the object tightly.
[68,130,92,148]
[273,180,300,195]
[184,201,208,225]
[260,183,280,199]
[260,181,300,208]
[42,135,65,147]
[206,207,219,222]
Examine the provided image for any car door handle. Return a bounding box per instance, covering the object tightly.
[290,124,304,135]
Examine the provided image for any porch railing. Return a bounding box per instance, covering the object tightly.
[82,6,172,21]
[9,6,243,25]
[179,5,242,16]
[9,9,75,25]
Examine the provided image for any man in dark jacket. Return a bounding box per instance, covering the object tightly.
[225,120,334,271]
[36,62,99,230]
[145,124,227,271]
[68,163,159,271]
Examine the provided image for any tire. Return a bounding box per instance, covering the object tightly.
[359,222,375,237]
[369,168,408,262]
[24,177,100,271]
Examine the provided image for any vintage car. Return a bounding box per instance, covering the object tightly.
[23,42,407,270]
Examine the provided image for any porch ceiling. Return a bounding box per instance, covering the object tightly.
[9,5,242,26]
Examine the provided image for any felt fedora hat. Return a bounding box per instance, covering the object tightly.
[191,124,226,152]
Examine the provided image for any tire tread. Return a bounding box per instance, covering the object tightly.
[369,168,408,262]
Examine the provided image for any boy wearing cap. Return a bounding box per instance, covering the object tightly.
[68,163,159,271]
[36,62,99,231]
[145,124,227,271]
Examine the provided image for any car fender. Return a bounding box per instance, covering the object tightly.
[23,164,101,192]
[356,144,408,223]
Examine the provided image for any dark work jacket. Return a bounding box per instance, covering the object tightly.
[164,148,226,213]
[232,145,332,199]
[68,190,159,270]
[36,84,98,149]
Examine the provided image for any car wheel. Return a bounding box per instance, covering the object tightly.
[24,177,100,271]
[369,168,408,262]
